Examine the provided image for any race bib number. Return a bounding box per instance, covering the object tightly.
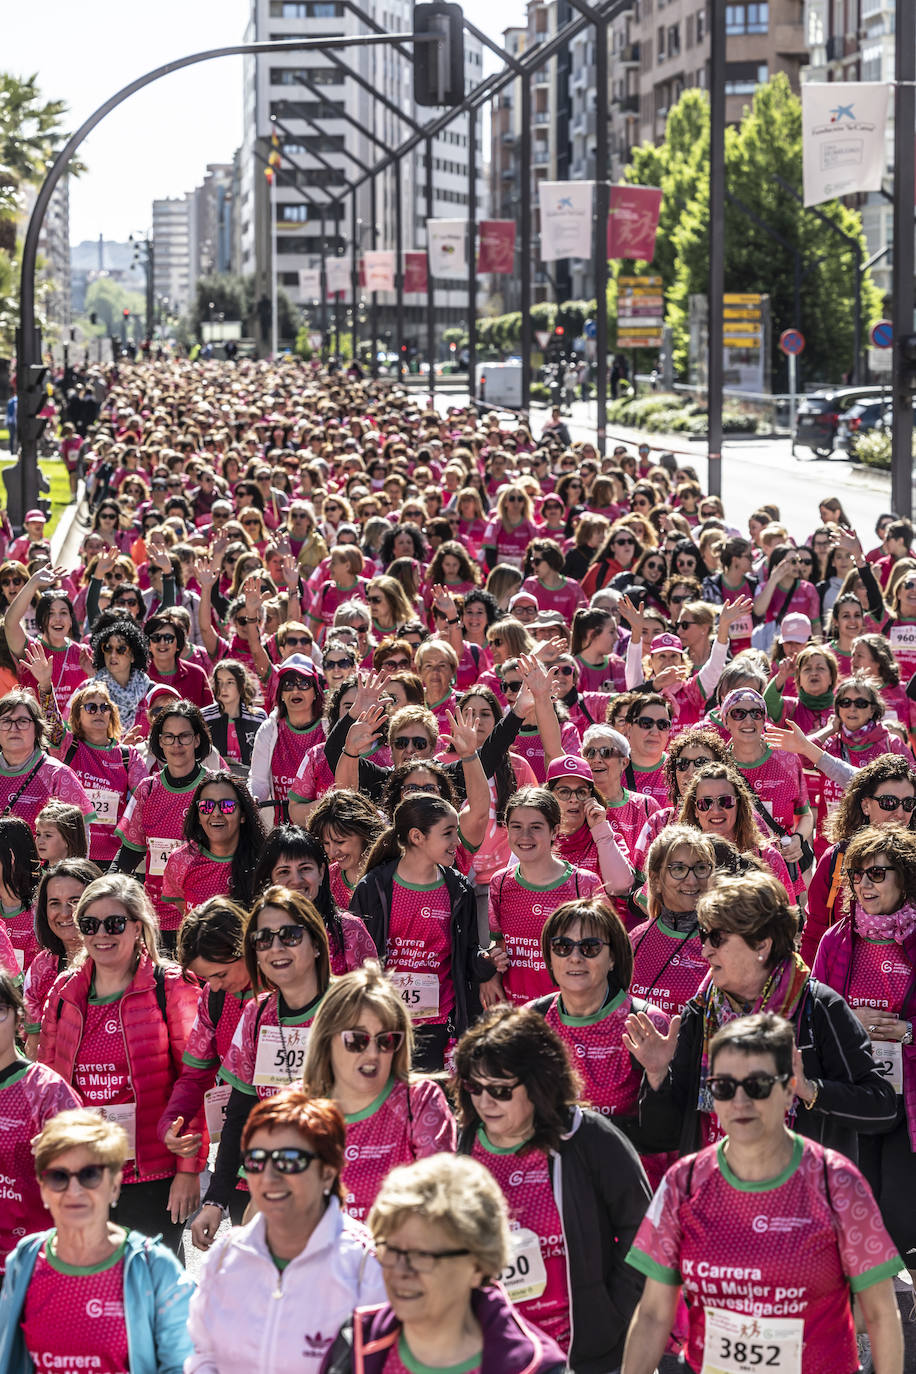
[148,836,182,877]
[890,624,916,651]
[702,1307,803,1374]
[252,1023,310,1088]
[13,946,24,972]
[872,1038,904,1095]
[727,614,752,640]
[96,1102,137,1158]
[86,787,120,826]
[204,1083,232,1142]
[499,1227,547,1303]
[388,971,440,1019]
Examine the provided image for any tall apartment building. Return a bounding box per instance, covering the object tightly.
[23,177,71,342]
[152,196,194,315]
[239,0,485,351]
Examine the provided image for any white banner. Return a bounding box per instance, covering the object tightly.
[325,258,350,294]
[363,250,396,293]
[538,181,594,261]
[427,219,467,279]
[299,268,321,297]
[802,82,890,207]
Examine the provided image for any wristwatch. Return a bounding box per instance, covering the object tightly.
[903,1021,913,1046]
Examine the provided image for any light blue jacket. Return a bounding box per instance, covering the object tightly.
[0,1228,194,1374]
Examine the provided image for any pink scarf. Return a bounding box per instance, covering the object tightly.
[853,900,916,944]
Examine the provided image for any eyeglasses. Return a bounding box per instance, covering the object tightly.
[392,735,431,751]
[375,1241,471,1273]
[352,624,370,634]
[284,636,313,649]
[675,755,713,772]
[612,537,635,547]
[633,716,671,732]
[582,745,622,760]
[550,936,610,958]
[81,702,112,716]
[236,617,259,627]
[670,596,691,607]
[727,707,765,722]
[462,1077,520,1101]
[553,786,592,802]
[281,676,315,692]
[149,632,176,646]
[706,1072,790,1102]
[104,643,129,656]
[242,518,261,527]
[160,731,195,746]
[368,595,385,605]
[42,1164,108,1192]
[324,656,355,670]
[668,861,714,880]
[872,794,916,814]
[383,657,411,670]
[249,924,307,951]
[902,581,916,592]
[199,797,239,816]
[0,716,33,732]
[489,637,504,648]
[851,865,895,885]
[836,697,873,711]
[340,1029,405,1054]
[697,925,728,947]
[0,576,24,587]
[242,1147,317,1175]
[77,913,132,936]
[554,664,575,677]
[695,795,737,812]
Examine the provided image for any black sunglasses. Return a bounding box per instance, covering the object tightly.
[872,795,916,813]
[674,755,713,772]
[324,656,355,670]
[42,1164,108,1192]
[77,913,131,936]
[549,936,610,959]
[392,735,430,750]
[697,925,728,948]
[242,1147,317,1175]
[706,1072,790,1102]
[462,1077,519,1102]
[249,924,307,951]
[835,697,874,710]
[340,1029,404,1054]
[728,706,765,722]
[851,865,895,885]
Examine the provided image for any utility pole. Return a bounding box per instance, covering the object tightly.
[891,0,915,517]
[706,0,726,499]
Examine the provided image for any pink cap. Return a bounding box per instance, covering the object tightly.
[24,509,46,524]
[546,754,593,786]
[650,632,683,653]
[778,613,812,643]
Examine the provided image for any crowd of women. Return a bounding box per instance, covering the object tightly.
[1,355,916,1373]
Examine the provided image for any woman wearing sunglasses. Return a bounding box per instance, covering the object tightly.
[581,521,645,599]
[303,964,456,1221]
[161,772,268,919]
[627,869,897,1162]
[631,727,727,873]
[186,1092,385,1374]
[519,538,587,622]
[454,1003,651,1372]
[192,885,332,1250]
[38,873,205,1251]
[679,762,794,894]
[248,655,325,825]
[545,754,634,895]
[0,1108,195,1374]
[624,1011,903,1374]
[144,609,215,709]
[85,616,152,732]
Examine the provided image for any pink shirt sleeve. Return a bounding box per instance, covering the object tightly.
[340,913,380,967]
[410,1079,458,1157]
[115,777,152,848]
[162,845,194,905]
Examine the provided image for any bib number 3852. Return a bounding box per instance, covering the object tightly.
[702,1307,803,1374]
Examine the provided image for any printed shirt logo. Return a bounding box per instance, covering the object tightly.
[751,1215,813,1235]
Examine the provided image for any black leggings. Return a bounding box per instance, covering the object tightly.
[412,1023,450,1073]
[858,1113,916,1262]
[110,1175,187,1256]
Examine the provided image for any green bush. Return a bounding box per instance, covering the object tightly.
[852,431,891,469]
[530,382,550,403]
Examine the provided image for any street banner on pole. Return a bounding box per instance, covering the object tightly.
[325,258,349,295]
[299,268,321,297]
[607,185,663,261]
[617,275,664,350]
[404,252,429,293]
[538,181,593,261]
[427,220,467,279]
[477,220,516,273]
[802,82,891,206]
[363,251,396,293]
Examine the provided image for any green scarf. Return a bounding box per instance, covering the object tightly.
[797,685,834,712]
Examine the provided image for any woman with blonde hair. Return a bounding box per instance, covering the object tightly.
[367,574,414,636]
[303,962,455,1221]
[481,484,540,572]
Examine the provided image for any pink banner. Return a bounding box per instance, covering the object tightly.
[403,252,429,294]
[607,185,663,261]
[358,258,366,289]
[477,220,516,274]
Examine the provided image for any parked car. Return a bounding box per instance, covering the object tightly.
[794,385,885,456]
[835,397,891,452]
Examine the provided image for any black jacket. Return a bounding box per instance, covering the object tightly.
[458,1107,650,1374]
[201,704,267,769]
[349,858,491,1035]
[636,976,898,1161]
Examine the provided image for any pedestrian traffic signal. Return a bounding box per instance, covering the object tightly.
[554,326,565,336]
[413,2,465,107]
[122,308,130,319]
[20,363,49,448]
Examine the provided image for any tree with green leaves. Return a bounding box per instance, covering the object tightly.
[625,75,881,385]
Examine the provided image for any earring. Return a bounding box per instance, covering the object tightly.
[758,953,765,962]
[323,1188,330,1196]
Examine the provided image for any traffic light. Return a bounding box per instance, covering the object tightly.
[899,335,916,391]
[554,326,565,336]
[89,312,97,326]
[122,308,130,319]
[413,2,465,107]
[20,363,49,449]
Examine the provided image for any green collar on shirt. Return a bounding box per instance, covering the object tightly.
[344,1075,396,1124]
[397,1334,481,1374]
[513,861,574,892]
[393,872,446,892]
[557,986,625,1027]
[0,748,43,777]
[475,1124,531,1156]
[45,1228,128,1275]
[716,1132,803,1192]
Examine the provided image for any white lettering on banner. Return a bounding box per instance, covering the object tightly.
[499,1227,548,1303]
[85,787,120,825]
[871,1039,904,1095]
[387,971,440,1019]
[253,1024,310,1088]
[147,836,181,877]
[95,1102,136,1158]
[204,1083,232,1141]
[702,1307,803,1374]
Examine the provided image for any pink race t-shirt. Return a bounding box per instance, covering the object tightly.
[0,1060,81,1270]
[72,994,140,1185]
[520,575,586,620]
[220,991,324,1102]
[629,918,708,1017]
[0,905,38,975]
[628,757,670,809]
[19,638,87,719]
[387,875,455,1027]
[161,842,234,913]
[605,790,661,863]
[342,1077,456,1221]
[542,989,667,1120]
[0,753,95,833]
[488,863,603,1004]
[812,930,912,1019]
[627,1136,901,1374]
[21,1237,130,1374]
[331,913,378,977]
[55,738,147,865]
[115,768,206,931]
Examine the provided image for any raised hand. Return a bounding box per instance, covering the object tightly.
[623,1010,681,1084]
[35,563,69,591]
[21,640,53,693]
[345,704,386,755]
[242,573,263,613]
[833,528,863,559]
[352,670,385,717]
[441,705,479,759]
[518,652,551,697]
[532,634,567,663]
[92,553,117,581]
[718,593,753,631]
[78,645,95,678]
[147,544,173,574]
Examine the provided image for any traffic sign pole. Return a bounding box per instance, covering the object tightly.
[778,329,805,459]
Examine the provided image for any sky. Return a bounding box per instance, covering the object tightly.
[2,0,510,248]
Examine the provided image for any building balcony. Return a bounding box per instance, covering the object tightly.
[825,34,846,61]
[533,146,550,165]
[502,130,517,144]
[534,110,551,123]
[615,92,639,113]
[571,109,596,138]
[620,41,640,65]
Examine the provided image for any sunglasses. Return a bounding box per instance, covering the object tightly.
[612,537,635,547]
[242,1147,317,1175]
[706,1072,790,1102]
[324,656,355,670]
[149,633,176,645]
[383,658,410,670]
[695,795,737,812]
[728,706,765,722]
[462,1077,519,1101]
[836,697,874,710]
[902,581,916,593]
[502,680,523,694]
[81,701,113,716]
[284,636,313,649]
[669,861,713,880]
[77,913,131,936]
[549,936,610,959]
[281,676,314,692]
[392,735,430,751]
[42,1164,108,1192]
[0,576,24,587]
[670,595,691,607]
[505,495,525,504]
[697,924,728,947]
[340,1029,405,1054]
[249,924,307,951]
[489,637,504,648]
[199,797,239,816]
[554,664,575,677]
[633,716,671,732]
[674,755,713,772]
[582,745,621,760]
[872,794,916,813]
[851,865,895,885]
[368,595,385,605]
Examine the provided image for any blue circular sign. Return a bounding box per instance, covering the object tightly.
[871,320,893,349]
[584,320,597,339]
[779,328,805,356]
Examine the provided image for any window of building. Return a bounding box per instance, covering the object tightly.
[861,40,882,81]
[724,60,768,93]
[696,7,705,40]
[668,23,681,54]
[725,3,769,34]
[269,2,343,16]
[657,25,666,58]
[686,14,694,46]
[270,67,343,86]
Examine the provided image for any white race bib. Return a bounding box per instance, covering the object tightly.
[96,1101,137,1158]
[890,624,916,651]
[148,836,182,877]
[252,1023,310,1089]
[204,1083,232,1142]
[727,614,752,640]
[13,945,24,972]
[499,1227,548,1303]
[702,1307,803,1374]
[872,1038,904,1095]
[86,787,120,826]
[387,971,440,1019]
